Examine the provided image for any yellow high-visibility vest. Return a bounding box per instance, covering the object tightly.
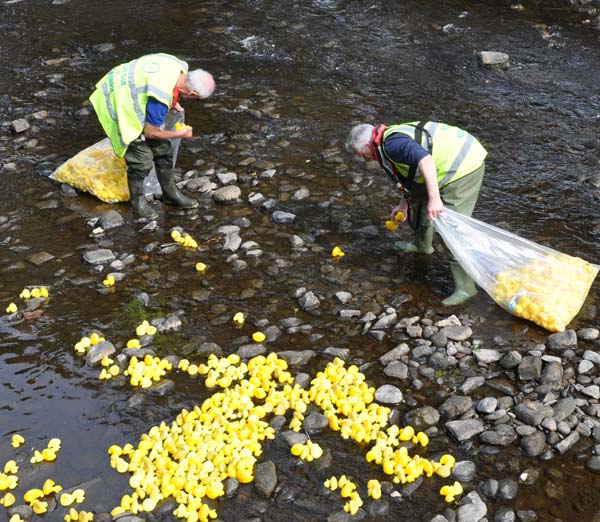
[382,122,487,187]
[90,53,188,157]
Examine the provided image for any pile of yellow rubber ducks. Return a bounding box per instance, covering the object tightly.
[5,287,50,314]
[29,437,62,464]
[492,253,598,331]
[104,354,460,521]
[52,140,130,203]
[73,332,106,356]
[290,440,323,462]
[324,475,363,515]
[171,229,198,249]
[124,354,173,388]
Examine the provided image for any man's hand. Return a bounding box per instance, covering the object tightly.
[178,126,193,138]
[427,195,444,220]
[390,201,408,222]
[173,102,184,113]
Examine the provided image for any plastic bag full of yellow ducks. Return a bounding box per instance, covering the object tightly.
[434,208,598,332]
[51,139,130,203]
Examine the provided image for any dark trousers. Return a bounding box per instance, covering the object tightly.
[123,137,173,180]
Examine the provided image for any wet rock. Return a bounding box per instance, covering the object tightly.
[579,359,594,374]
[459,376,485,394]
[515,403,550,426]
[254,461,277,498]
[546,330,577,350]
[442,326,472,341]
[259,168,276,180]
[436,315,461,327]
[338,309,361,320]
[552,397,576,422]
[584,349,600,365]
[374,384,403,405]
[303,412,328,434]
[520,431,546,456]
[383,361,409,380]
[476,397,498,414]
[223,232,242,252]
[516,510,537,522]
[554,431,579,454]
[479,51,510,68]
[445,419,484,442]
[83,249,115,265]
[236,344,266,359]
[586,456,600,472]
[379,344,409,365]
[322,347,350,360]
[579,328,599,341]
[497,479,518,500]
[473,348,502,364]
[148,379,175,396]
[298,291,320,310]
[281,430,307,446]
[328,511,366,522]
[439,396,473,419]
[452,461,476,481]
[99,210,124,230]
[494,507,516,522]
[248,191,266,206]
[27,251,55,266]
[213,185,241,203]
[456,490,487,522]
[7,505,33,520]
[225,478,240,497]
[581,384,600,399]
[86,341,115,366]
[404,406,440,430]
[541,361,563,390]
[115,515,145,522]
[290,235,305,247]
[277,350,315,368]
[272,211,296,224]
[216,172,237,185]
[518,356,542,380]
[479,425,517,446]
[10,118,30,133]
[500,351,522,369]
[291,187,310,200]
[478,478,499,499]
[156,314,182,333]
[335,291,352,304]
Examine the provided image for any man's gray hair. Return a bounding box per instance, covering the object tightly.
[185,69,215,99]
[345,123,374,154]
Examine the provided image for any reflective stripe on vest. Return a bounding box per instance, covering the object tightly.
[382,122,487,188]
[89,53,188,157]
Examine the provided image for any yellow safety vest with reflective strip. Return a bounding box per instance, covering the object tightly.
[382,122,487,188]
[89,53,188,157]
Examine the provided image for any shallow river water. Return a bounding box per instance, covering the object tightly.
[1,1,600,521]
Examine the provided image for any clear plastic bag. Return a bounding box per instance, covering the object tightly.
[433,208,598,332]
[51,110,184,203]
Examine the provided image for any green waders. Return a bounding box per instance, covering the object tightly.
[124,137,197,218]
[397,163,485,305]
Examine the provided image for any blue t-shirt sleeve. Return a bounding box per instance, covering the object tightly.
[145,97,168,126]
[383,133,429,167]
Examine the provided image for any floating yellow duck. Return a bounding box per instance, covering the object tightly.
[5,303,17,314]
[102,275,116,287]
[195,262,207,273]
[331,246,345,258]
[252,331,266,343]
[232,312,245,326]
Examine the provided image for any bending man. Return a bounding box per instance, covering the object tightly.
[346,121,487,306]
[90,53,215,218]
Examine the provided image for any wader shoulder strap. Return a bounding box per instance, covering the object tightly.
[405,120,433,191]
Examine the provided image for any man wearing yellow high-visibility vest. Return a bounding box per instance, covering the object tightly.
[346,121,487,306]
[89,53,215,218]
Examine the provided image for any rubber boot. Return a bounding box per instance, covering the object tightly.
[127,174,158,219]
[442,261,477,306]
[156,167,198,209]
[394,224,434,254]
